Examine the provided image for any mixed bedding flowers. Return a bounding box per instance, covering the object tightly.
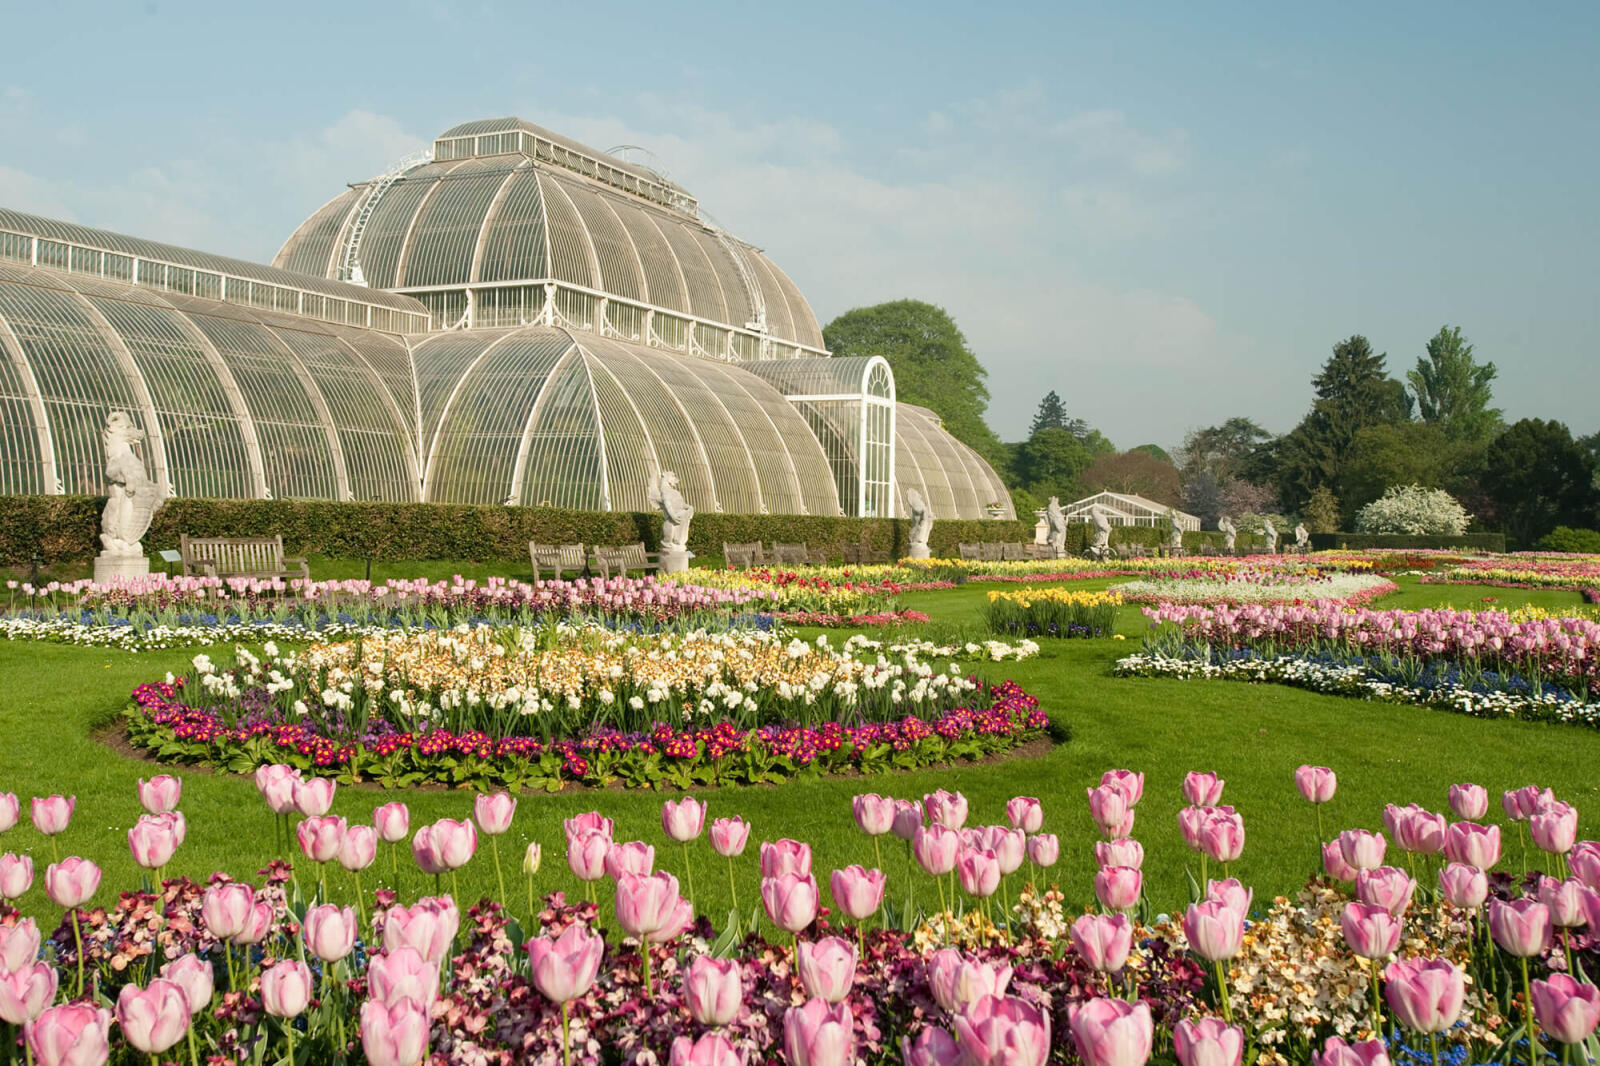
[1112,566,1396,607]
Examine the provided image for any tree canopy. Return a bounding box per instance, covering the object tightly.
[1407,326,1501,443]
[1081,450,1182,507]
[1480,419,1597,546]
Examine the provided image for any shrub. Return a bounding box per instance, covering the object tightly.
[1536,525,1600,554]
[1354,484,1471,535]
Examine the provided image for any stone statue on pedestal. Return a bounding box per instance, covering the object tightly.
[649,470,694,573]
[906,488,933,559]
[95,411,164,583]
[1218,515,1237,552]
[1166,509,1184,553]
[1294,523,1310,551]
[1088,504,1112,558]
[1261,518,1278,554]
[1045,496,1067,557]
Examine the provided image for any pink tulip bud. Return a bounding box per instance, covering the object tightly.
[1531,802,1578,855]
[0,793,15,834]
[43,858,99,909]
[669,1032,744,1066]
[1337,829,1386,871]
[136,776,182,815]
[1095,839,1144,870]
[1199,811,1244,863]
[1184,900,1243,961]
[526,922,604,1004]
[957,847,1001,898]
[413,818,476,873]
[615,871,683,940]
[1341,901,1403,959]
[1442,821,1499,868]
[157,955,212,1016]
[796,936,856,1003]
[1178,807,1207,852]
[303,903,357,962]
[339,824,378,872]
[901,1028,963,1066]
[291,777,335,818]
[382,897,460,965]
[567,828,611,882]
[1538,876,1589,928]
[604,841,655,880]
[1183,772,1225,807]
[360,998,432,1066]
[852,794,895,836]
[0,962,57,1025]
[662,797,706,843]
[760,839,812,879]
[373,802,410,843]
[564,811,613,844]
[1531,973,1600,1046]
[1489,897,1553,957]
[1100,769,1144,807]
[926,948,1014,1013]
[1067,996,1150,1066]
[1448,783,1488,821]
[923,790,968,829]
[254,763,298,800]
[1312,1036,1392,1066]
[30,795,73,836]
[1322,840,1357,882]
[913,825,960,877]
[473,793,517,836]
[1070,913,1133,973]
[783,997,854,1066]
[761,872,819,933]
[260,961,314,1019]
[0,918,40,972]
[1355,866,1415,916]
[1503,785,1553,822]
[1006,797,1043,833]
[1094,865,1141,912]
[684,955,742,1026]
[1205,878,1253,918]
[200,882,253,940]
[1571,842,1600,890]
[115,979,190,1054]
[297,814,347,865]
[1437,863,1488,911]
[829,865,885,922]
[1295,766,1336,804]
[367,947,439,1008]
[1173,1017,1244,1066]
[0,852,34,899]
[1026,833,1059,868]
[890,801,923,841]
[1383,957,1464,1034]
[709,817,749,858]
[24,1003,112,1066]
[1085,785,1129,835]
[127,815,179,871]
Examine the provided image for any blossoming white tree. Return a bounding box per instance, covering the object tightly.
[1354,484,1471,535]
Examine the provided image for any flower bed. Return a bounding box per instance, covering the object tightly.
[671,567,953,615]
[1422,559,1600,596]
[1113,566,1396,606]
[982,588,1122,638]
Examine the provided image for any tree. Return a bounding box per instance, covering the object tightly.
[1129,443,1173,464]
[1080,450,1183,507]
[1355,485,1471,535]
[1029,391,1069,436]
[1182,470,1224,528]
[1301,486,1341,533]
[1407,327,1502,444]
[1341,422,1481,516]
[1014,426,1096,501]
[1481,419,1598,546]
[1178,418,1273,483]
[824,300,1002,462]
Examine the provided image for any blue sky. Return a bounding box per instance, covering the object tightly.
[3,1,1595,449]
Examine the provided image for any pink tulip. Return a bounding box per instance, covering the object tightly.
[890,801,923,841]
[1205,878,1252,918]
[339,824,378,872]
[761,872,819,933]
[564,811,614,843]
[304,903,357,962]
[1443,822,1500,868]
[901,1028,962,1066]
[473,793,517,836]
[1027,833,1059,868]
[260,960,314,1019]
[1341,901,1403,959]
[291,777,335,818]
[684,955,742,1026]
[234,900,274,946]
[852,794,894,836]
[44,858,99,909]
[1448,783,1488,821]
[24,1003,112,1066]
[373,802,410,843]
[360,998,431,1066]
[1086,785,1129,835]
[0,962,57,1025]
[1384,957,1464,1034]
[0,918,40,971]
[383,897,460,965]
[200,882,253,940]
[923,789,968,829]
[1312,1036,1393,1066]
[1531,802,1578,855]
[926,948,1014,1012]
[796,936,856,1003]
[1094,866,1141,912]
[158,955,213,1015]
[648,897,695,944]
[1173,1017,1243,1066]
[526,922,604,1004]
[255,765,300,815]
[759,839,812,878]
[1503,785,1553,821]
[1178,806,1211,852]
[1337,829,1386,871]
[1531,973,1600,1045]
[1100,769,1144,807]
[1184,900,1243,961]
[954,994,1052,1066]
[153,811,186,847]
[0,852,34,899]
[297,814,347,865]
[913,825,960,877]
[1389,807,1445,856]
[1071,913,1133,973]
[669,1032,743,1066]
[709,817,749,858]
[615,871,682,940]
[604,841,655,880]
[1067,996,1151,1066]
[1322,840,1357,882]
[1582,887,1600,933]
[1295,765,1336,804]
[782,997,854,1066]
[0,793,16,834]
[829,865,886,921]
[1355,867,1415,916]
[1571,844,1600,890]
[1538,876,1589,927]
[567,828,611,881]
[115,980,189,1054]
[1183,771,1225,807]
[30,795,73,836]
[367,947,440,1008]
[662,797,706,842]
[1006,796,1043,833]
[1199,811,1244,863]
[1489,897,1552,957]
[1437,863,1488,910]
[955,847,1000,898]
[136,775,181,815]
[1096,839,1144,870]
[128,816,179,870]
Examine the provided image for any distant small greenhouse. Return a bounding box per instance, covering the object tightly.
[1059,491,1200,532]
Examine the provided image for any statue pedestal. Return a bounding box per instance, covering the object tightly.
[659,549,691,575]
[93,553,150,584]
[907,544,930,560]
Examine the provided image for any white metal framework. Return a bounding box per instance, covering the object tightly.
[1061,491,1199,531]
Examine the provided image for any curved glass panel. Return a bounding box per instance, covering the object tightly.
[273,189,360,278]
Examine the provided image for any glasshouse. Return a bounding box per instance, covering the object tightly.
[0,117,1012,519]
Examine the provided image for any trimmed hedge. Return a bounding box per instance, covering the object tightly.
[1308,532,1507,553]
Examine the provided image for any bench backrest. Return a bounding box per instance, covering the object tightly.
[723,541,764,567]
[181,534,286,575]
[1001,541,1026,560]
[957,542,981,561]
[771,542,809,565]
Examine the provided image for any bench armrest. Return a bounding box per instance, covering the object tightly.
[284,557,310,581]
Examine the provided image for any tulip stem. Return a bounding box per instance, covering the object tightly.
[527,872,535,921]
[641,944,653,997]
[1521,955,1541,1062]
[725,856,738,914]
[1214,959,1233,1025]
[871,834,883,874]
[680,841,695,909]
[319,862,328,904]
[491,836,507,907]
[933,876,949,945]
[353,871,366,930]
[451,871,460,904]
[1368,960,1383,1037]
[187,1020,200,1066]
[71,909,85,998]
[285,1021,295,1066]
[390,842,398,882]
[1429,1033,1440,1066]
[561,1002,571,1066]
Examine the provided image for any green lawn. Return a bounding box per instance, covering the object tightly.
[0,575,1594,928]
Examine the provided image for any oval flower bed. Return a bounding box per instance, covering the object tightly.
[1112,565,1396,606]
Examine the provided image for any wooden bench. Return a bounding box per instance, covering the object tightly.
[1000,541,1027,561]
[723,541,765,568]
[529,542,589,582]
[957,542,982,561]
[593,542,660,578]
[772,541,826,566]
[840,542,890,565]
[179,534,309,581]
